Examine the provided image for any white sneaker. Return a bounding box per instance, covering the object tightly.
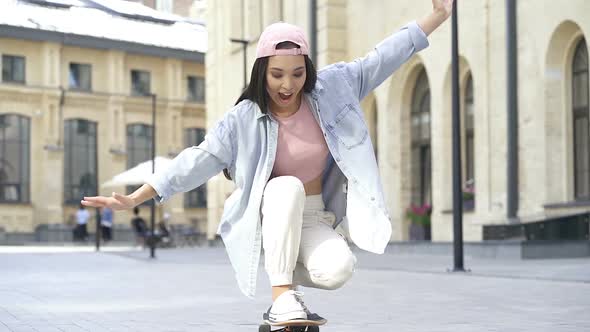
[293,292,326,323]
[267,290,308,323]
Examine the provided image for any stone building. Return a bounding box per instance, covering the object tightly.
[0,0,207,242]
[205,0,589,242]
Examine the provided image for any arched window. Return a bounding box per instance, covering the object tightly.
[410,69,431,205]
[64,119,97,204]
[0,114,30,203]
[573,38,589,200]
[127,124,153,196]
[464,74,475,188]
[184,128,207,208]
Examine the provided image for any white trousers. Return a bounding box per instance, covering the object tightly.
[261,176,356,290]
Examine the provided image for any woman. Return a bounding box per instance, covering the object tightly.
[82,0,453,324]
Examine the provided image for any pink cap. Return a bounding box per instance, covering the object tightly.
[256,22,310,59]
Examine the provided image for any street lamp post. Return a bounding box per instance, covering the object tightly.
[450,0,467,272]
[149,93,157,259]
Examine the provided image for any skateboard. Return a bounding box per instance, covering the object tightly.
[259,312,326,332]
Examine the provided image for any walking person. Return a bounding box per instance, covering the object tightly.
[100,207,114,242]
[82,0,452,324]
[130,206,148,248]
[74,204,89,242]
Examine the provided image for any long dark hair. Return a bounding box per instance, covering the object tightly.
[223,42,317,180]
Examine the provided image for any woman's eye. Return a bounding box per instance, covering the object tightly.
[272,75,282,79]
[293,74,303,78]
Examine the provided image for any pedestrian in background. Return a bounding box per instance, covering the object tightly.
[81,0,453,324]
[100,207,114,242]
[74,203,89,242]
[130,206,147,248]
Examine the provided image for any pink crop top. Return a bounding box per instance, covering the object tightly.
[271,99,329,184]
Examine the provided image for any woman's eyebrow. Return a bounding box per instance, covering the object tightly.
[270,66,305,71]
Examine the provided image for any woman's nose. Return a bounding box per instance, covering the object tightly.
[281,78,294,90]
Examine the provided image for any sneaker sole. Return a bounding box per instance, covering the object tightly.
[264,318,327,327]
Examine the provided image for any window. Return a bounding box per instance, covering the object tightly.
[184,128,207,208]
[64,119,97,204]
[127,124,153,197]
[187,76,205,102]
[69,63,92,91]
[573,38,589,200]
[131,70,151,96]
[2,55,25,83]
[464,74,474,186]
[0,114,30,203]
[410,69,431,206]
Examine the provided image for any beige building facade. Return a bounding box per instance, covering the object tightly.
[206,0,590,242]
[0,0,208,242]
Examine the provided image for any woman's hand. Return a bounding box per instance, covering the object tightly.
[432,0,453,20]
[82,192,137,210]
[419,0,454,36]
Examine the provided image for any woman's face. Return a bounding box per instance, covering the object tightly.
[266,55,306,114]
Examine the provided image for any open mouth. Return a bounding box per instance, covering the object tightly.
[278,92,293,103]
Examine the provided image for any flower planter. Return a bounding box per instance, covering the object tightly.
[409,223,431,241]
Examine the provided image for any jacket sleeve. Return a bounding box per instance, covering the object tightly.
[146,113,235,203]
[340,21,429,101]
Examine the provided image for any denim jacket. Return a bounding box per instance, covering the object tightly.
[147,21,428,298]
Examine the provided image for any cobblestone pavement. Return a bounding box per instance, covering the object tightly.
[0,245,589,332]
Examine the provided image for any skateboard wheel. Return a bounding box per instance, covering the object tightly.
[307,326,320,332]
[258,324,271,332]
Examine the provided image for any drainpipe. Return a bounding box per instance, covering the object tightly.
[309,0,317,65]
[506,0,519,222]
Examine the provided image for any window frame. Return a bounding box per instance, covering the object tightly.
[2,55,26,84]
[184,127,207,208]
[126,123,154,203]
[464,74,475,185]
[410,69,432,206]
[69,63,92,91]
[572,38,589,201]
[187,75,205,103]
[0,114,31,204]
[63,119,98,205]
[131,69,151,96]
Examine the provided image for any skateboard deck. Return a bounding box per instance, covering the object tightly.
[258,322,322,332]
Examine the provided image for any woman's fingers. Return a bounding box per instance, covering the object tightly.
[81,196,109,208]
[81,193,136,210]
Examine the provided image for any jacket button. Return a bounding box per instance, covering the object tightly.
[336,158,341,162]
[370,197,375,201]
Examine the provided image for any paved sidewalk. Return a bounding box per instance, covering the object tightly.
[0,246,588,332]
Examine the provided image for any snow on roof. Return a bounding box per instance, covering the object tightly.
[0,0,206,54]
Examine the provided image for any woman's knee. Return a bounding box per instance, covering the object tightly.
[309,252,356,290]
[264,176,305,202]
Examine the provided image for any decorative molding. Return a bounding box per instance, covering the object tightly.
[43,144,64,152]
[109,147,127,155]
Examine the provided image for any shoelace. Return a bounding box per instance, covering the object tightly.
[292,291,310,314]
